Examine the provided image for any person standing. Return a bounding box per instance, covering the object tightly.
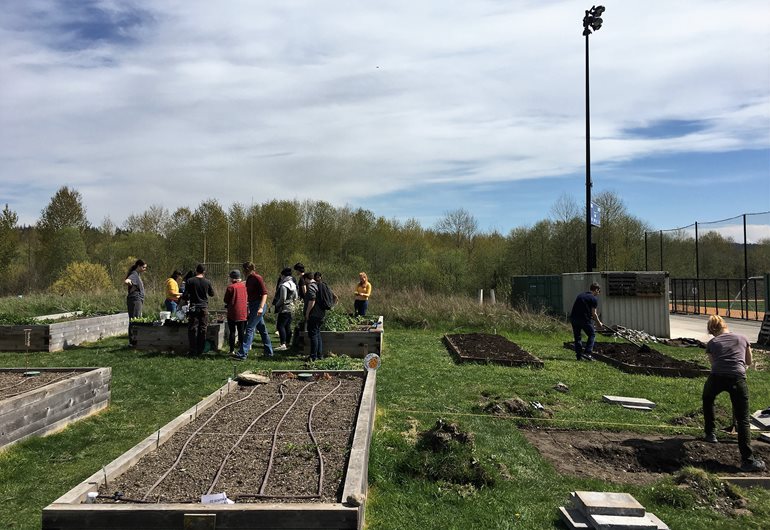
[223,269,248,356]
[569,282,603,361]
[164,270,183,314]
[702,315,765,471]
[304,272,336,361]
[273,267,298,351]
[125,259,147,318]
[235,262,274,360]
[181,264,215,356]
[354,272,372,317]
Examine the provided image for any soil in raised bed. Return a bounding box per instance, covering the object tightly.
[0,370,80,400]
[97,373,364,504]
[563,341,707,371]
[446,333,543,366]
[521,428,770,486]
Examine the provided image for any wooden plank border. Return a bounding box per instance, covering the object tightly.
[0,313,128,352]
[43,370,376,530]
[0,367,111,451]
[589,351,709,378]
[299,316,384,359]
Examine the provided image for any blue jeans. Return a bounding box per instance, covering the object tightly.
[239,301,273,357]
[354,300,368,316]
[307,316,323,360]
[571,320,595,356]
[165,299,178,314]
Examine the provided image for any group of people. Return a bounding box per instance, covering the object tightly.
[124,258,373,361]
[570,282,766,472]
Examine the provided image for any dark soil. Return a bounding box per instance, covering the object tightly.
[563,341,708,372]
[0,370,80,400]
[521,428,770,486]
[445,333,543,367]
[97,373,364,504]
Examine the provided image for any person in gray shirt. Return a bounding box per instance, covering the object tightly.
[702,315,765,471]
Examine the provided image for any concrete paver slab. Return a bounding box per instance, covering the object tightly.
[573,491,646,517]
[621,405,654,412]
[751,410,770,430]
[558,506,590,529]
[603,396,656,408]
[587,512,664,530]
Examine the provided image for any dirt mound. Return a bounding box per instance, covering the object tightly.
[652,467,750,518]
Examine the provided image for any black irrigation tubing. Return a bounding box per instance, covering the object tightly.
[142,383,264,501]
[0,370,79,399]
[240,380,344,501]
[306,379,343,498]
[206,382,290,495]
[258,381,317,496]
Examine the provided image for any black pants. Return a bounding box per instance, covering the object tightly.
[276,312,293,345]
[188,308,209,355]
[702,373,753,461]
[227,319,246,353]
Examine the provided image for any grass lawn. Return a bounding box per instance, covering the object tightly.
[1,327,770,529]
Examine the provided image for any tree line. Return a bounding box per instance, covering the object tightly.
[0,186,767,298]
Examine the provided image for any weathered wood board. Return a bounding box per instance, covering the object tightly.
[130,322,226,354]
[0,313,128,352]
[42,370,377,530]
[298,316,383,358]
[0,367,111,451]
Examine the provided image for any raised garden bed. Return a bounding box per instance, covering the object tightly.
[299,316,383,358]
[43,369,376,530]
[0,313,128,352]
[445,333,544,368]
[0,367,111,451]
[563,341,709,377]
[130,320,225,354]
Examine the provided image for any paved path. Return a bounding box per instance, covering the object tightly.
[669,313,763,342]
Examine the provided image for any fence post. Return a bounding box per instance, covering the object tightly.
[659,230,663,271]
[490,289,496,305]
[695,222,699,280]
[478,289,484,306]
[644,232,648,271]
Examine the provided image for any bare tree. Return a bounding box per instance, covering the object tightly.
[435,208,478,249]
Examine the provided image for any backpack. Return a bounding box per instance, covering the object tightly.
[315,282,336,311]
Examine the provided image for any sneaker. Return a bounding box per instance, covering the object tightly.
[275,330,280,336]
[704,433,718,443]
[275,344,288,351]
[229,354,246,362]
[741,458,766,472]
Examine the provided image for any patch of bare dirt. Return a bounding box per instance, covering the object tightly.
[521,428,770,486]
[563,341,707,372]
[0,370,80,400]
[446,333,543,367]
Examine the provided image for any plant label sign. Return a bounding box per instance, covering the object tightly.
[200,492,234,504]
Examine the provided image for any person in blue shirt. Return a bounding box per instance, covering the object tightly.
[569,282,603,361]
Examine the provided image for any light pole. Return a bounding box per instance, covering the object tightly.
[582,5,604,272]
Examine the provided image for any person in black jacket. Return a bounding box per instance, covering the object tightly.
[181,264,215,356]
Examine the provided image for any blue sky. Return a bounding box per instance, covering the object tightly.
[1,0,768,241]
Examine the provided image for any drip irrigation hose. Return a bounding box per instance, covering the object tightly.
[1,370,79,399]
[142,384,260,501]
[206,382,290,495]
[306,380,343,497]
[258,381,317,496]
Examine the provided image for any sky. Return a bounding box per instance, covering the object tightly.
[1,0,769,241]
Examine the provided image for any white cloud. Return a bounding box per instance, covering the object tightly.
[0,0,768,227]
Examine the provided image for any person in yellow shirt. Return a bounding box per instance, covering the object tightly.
[165,270,183,314]
[354,272,372,316]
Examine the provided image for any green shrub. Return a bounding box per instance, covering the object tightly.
[50,262,112,296]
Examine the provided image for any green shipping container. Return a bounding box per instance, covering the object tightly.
[511,275,563,314]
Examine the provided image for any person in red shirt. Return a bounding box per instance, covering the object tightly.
[223,269,248,355]
[233,262,274,360]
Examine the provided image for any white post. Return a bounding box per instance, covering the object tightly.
[478,289,484,306]
[490,289,496,305]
